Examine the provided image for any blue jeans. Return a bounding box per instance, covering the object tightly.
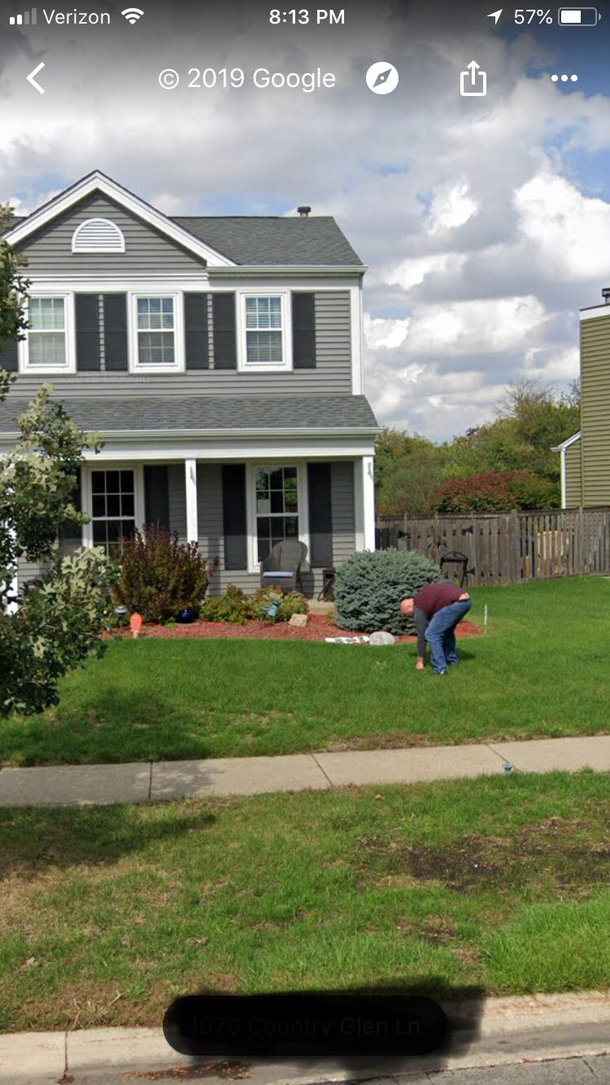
[425,600,472,674]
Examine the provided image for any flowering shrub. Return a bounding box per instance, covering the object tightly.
[431,471,558,513]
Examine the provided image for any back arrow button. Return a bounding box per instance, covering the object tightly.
[27,62,45,94]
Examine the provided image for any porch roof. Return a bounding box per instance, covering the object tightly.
[0,394,379,438]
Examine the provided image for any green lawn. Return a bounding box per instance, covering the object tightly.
[1,577,609,767]
[1,771,609,1031]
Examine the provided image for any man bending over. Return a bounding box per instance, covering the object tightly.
[400,581,472,675]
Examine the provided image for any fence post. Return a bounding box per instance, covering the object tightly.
[577,506,585,575]
[508,508,519,584]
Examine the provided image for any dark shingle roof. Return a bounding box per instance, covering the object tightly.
[4,213,363,267]
[0,395,378,434]
[173,216,362,266]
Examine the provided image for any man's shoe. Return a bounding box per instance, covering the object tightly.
[433,670,447,676]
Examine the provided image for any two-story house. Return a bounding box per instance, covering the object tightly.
[553,290,610,509]
[0,171,378,596]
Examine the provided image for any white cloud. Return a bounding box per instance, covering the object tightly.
[426,181,478,234]
[0,1,601,440]
[363,314,410,351]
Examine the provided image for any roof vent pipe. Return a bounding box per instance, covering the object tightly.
[297,206,311,218]
[602,288,610,304]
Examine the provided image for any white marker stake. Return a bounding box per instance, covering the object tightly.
[484,604,489,633]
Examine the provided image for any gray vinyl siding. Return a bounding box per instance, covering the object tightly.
[331,461,356,565]
[17,560,45,590]
[18,193,206,275]
[13,292,353,398]
[168,464,187,538]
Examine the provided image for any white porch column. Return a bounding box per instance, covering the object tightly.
[185,459,199,544]
[354,456,376,552]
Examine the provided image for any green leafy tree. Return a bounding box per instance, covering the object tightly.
[0,205,117,717]
[375,428,449,515]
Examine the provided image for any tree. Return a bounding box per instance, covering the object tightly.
[375,427,449,515]
[0,205,118,717]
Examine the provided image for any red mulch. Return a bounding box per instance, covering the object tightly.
[110,615,483,642]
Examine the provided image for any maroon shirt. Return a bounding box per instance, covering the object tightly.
[413,580,465,619]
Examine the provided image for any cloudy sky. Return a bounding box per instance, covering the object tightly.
[1,0,609,440]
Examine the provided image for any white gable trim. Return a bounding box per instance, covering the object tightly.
[551,432,581,510]
[5,171,236,268]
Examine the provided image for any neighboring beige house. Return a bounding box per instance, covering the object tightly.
[554,294,610,508]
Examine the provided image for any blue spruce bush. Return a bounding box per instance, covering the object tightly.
[334,548,443,635]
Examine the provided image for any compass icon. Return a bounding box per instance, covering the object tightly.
[366,61,400,95]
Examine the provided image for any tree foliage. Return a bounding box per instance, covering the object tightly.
[431,470,558,514]
[0,205,117,717]
[376,380,580,515]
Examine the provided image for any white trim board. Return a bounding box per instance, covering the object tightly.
[4,171,235,268]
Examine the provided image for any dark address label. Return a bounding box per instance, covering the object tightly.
[163,993,448,1057]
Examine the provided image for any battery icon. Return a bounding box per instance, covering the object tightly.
[558,7,600,24]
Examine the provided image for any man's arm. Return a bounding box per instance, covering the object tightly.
[413,606,428,670]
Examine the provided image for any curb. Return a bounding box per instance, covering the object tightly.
[1,991,610,1083]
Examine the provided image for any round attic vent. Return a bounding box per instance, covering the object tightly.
[72,218,125,253]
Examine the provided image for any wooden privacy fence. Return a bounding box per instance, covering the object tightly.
[375,507,610,586]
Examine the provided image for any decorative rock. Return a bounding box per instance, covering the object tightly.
[369,630,396,646]
[289,613,309,627]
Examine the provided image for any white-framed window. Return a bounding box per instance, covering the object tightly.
[246,462,309,571]
[131,294,183,371]
[23,294,75,373]
[237,291,291,372]
[72,218,125,253]
[81,465,145,556]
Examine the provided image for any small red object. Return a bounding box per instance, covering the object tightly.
[130,613,143,632]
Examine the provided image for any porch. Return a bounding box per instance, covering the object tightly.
[58,452,376,598]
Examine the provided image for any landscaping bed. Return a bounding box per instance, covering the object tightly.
[1,771,609,1032]
[112,613,483,641]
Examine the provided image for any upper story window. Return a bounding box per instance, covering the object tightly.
[239,292,291,371]
[72,218,125,253]
[26,296,69,369]
[135,296,177,367]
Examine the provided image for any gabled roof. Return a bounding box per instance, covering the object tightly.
[3,171,236,268]
[4,171,364,269]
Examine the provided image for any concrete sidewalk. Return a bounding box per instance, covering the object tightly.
[0,734,610,808]
[2,991,610,1084]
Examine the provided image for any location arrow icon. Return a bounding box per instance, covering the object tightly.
[487,9,503,24]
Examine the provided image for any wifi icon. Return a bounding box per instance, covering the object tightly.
[121,6,144,23]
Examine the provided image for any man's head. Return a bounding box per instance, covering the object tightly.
[400,598,414,617]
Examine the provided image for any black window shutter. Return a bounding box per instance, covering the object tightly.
[184,293,209,370]
[103,294,128,371]
[213,293,237,369]
[58,468,82,555]
[222,464,247,570]
[75,294,101,372]
[0,337,18,372]
[292,293,316,369]
[308,462,333,568]
[144,466,170,530]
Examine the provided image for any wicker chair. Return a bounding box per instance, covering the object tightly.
[260,539,308,593]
